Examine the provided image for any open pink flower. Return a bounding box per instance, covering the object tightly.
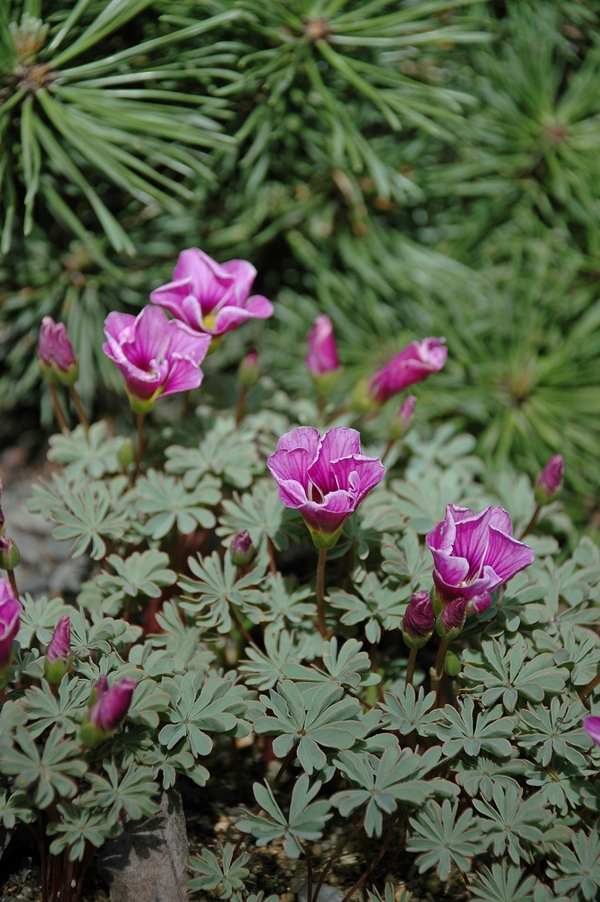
[369,338,447,404]
[267,427,385,548]
[0,579,20,677]
[103,306,211,411]
[426,505,534,614]
[306,315,340,376]
[149,248,273,337]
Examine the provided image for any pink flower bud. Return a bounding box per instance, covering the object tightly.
[38,317,78,385]
[88,677,137,733]
[238,349,260,387]
[0,537,20,571]
[390,395,417,441]
[0,477,4,536]
[535,455,564,505]
[0,579,20,685]
[436,597,467,639]
[368,338,447,405]
[402,590,435,649]
[231,530,255,566]
[44,615,72,684]
[306,316,340,376]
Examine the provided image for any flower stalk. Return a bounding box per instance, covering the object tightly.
[316,547,327,637]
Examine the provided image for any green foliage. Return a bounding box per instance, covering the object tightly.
[407,799,483,880]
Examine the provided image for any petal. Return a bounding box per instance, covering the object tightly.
[173,248,235,312]
[167,320,212,365]
[268,448,314,492]
[465,592,492,616]
[275,427,321,457]
[298,490,354,534]
[426,506,460,554]
[307,428,363,493]
[150,279,197,326]
[430,548,470,588]
[584,717,600,747]
[484,528,535,584]
[346,458,386,501]
[161,360,204,397]
[212,295,274,336]
[487,506,513,536]
[104,311,135,342]
[221,259,257,302]
[447,504,476,524]
[275,479,308,509]
[452,509,494,580]
[128,306,171,370]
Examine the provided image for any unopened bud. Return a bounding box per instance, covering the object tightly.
[444,651,462,677]
[0,537,20,571]
[38,317,78,386]
[535,455,564,505]
[238,349,260,387]
[389,396,416,441]
[80,676,137,748]
[402,590,435,649]
[44,615,72,684]
[118,438,135,469]
[436,597,467,640]
[231,530,255,567]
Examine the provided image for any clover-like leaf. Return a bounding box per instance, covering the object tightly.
[422,698,517,759]
[179,552,265,633]
[136,470,221,539]
[159,674,251,758]
[547,832,600,902]
[473,785,551,864]
[189,845,250,899]
[237,774,331,858]
[329,572,411,643]
[48,422,127,480]
[254,680,367,775]
[92,550,177,616]
[47,801,120,861]
[0,726,87,809]
[331,746,444,837]
[462,636,568,711]
[407,799,483,880]
[166,417,262,489]
[81,762,159,824]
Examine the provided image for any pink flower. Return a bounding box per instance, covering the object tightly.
[390,395,417,440]
[0,579,20,675]
[149,248,273,337]
[231,530,255,566]
[38,317,77,384]
[584,717,600,747]
[89,677,138,732]
[369,338,447,404]
[267,427,385,549]
[45,615,72,684]
[306,315,340,376]
[535,455,564,504]
[103,306,211,412]
[426,505,534,615]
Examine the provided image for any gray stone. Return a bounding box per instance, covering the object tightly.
[97,789,189,902]
[298,884,344,902]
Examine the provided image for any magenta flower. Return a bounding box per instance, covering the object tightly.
[149,248,273,337]
[427,505,535,615]
[45,615,72,684]
[0,579,20,683]
[267,426,385,549]
[402,590,435,649]
[103,306,211,412]
[584,717,600,747]
[369,338,447,404]
[306,315,340,376]
[38,317,77,384]
[89,677,137,731]
[437,597,467,639]
[535,455,564,504]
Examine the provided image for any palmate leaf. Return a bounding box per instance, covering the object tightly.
[243,572,315,630]
[189,845,250,899]
[45,479,129,559]
[534,626,600,688]
[136,470,221,539]
[525,757,594,816]
[461,636,569,712]
[91,550,177,616]
[47,801,120,861]
[165,417,263,489]
[179,551,265,633]
[239,630,310,691]
[0,726,86,809]
[283,637,379,691]
[467,862,537,902]
[237,774,331,858]
[331,745,449,837]
[16,593,71,648]
[422,698,517,759]
[216,479,302,553]
[379,683,437,737]
[254,680,367,775]
[159,673,252,758]
[517,697,594,768]
[473,785,550,865]
[407,799,483,881]
[23,677,89,738]
[381,527,433,593]
[81,762,159,824]
[47,421,127,479]
[547,832,600,902]
[141,745,209,790]
[0,789,34,829]
[452,756,530,801]
[329,571,411,643]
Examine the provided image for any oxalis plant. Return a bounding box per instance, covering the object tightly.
[1,250,600,902]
